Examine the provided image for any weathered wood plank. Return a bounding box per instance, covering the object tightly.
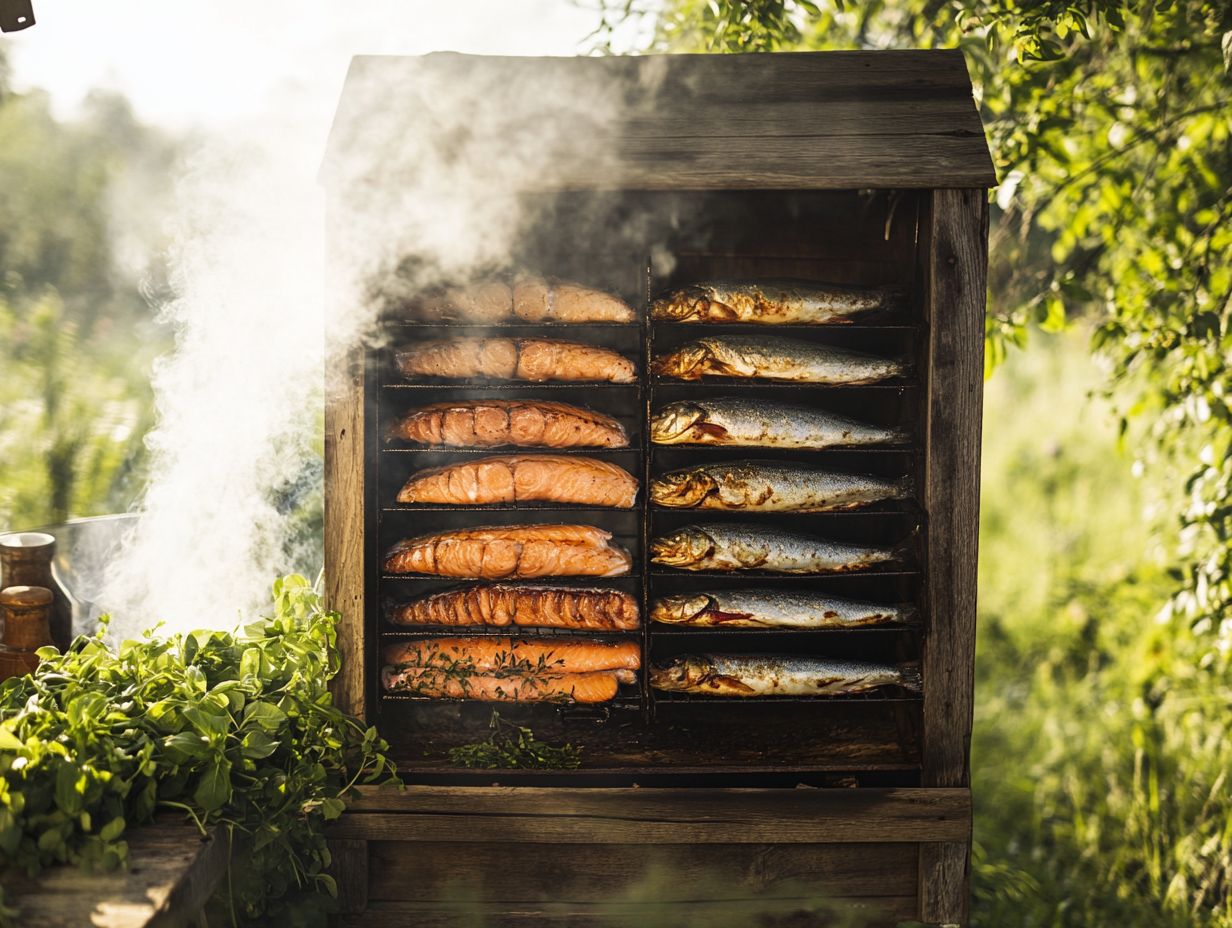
[323,198,367,721]
[519,134,996,191]
[327,838,369,916]
[333,786,969,844]
[5,822,228,928]
[323,51,997,190]
[919,841,970,926]
[921,188,987,790]
[341,897,918,928]
[369,841,916,903]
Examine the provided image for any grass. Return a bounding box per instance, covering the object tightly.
[970,329,1232,926]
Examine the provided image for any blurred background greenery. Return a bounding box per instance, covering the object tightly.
[3,1,1231,924]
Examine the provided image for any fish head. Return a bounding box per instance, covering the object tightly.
[652,286,712,321]
[649,526,714,567]
[649,469,717,509]
[650,593,713,624]
[649,654,716,691]
[649,402,707,443]
[653,343,711,380]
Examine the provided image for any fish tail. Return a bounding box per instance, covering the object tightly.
[898,661,923,693]
[890,529,920,565]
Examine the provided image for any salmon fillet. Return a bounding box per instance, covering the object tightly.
[382,637,641,673]
[396,455,638,507]
[391,584,640,630]
[395,338,635,383]
[388,400,628,449]
[381,667,624,703]
[412,276,634,324]
[384,524,632,578]
[512,277,635,323]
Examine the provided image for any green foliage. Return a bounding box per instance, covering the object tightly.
[0,83,176,530]
[448,711,582,769]
[0,575,399,927]
[972,332,1231,927]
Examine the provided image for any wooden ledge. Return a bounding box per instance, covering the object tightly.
[332,785,971,844]
[4,820,227,928]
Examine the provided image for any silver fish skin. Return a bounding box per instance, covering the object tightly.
[650,398,906,448]
[650,654,922,697]
[650,461,909,512]
[650,523,898,574]
[650,590,915,628]
[654,335,904,384]
[650,280,898,325]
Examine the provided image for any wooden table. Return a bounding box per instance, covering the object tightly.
[3,821,227,928]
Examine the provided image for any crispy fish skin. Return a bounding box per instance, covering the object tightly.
[381,667,624,703]
[650,590,914,628]
[382,637,641,674]
[650,654,922,697]
[397,455,639,508]
[390,584,640,630]
[414,276,635,324]
[395,338,636,383]
[651,280,897,325]
[385,524,632,578]
[650,523,897,574]
[389,400,628,449]
[650,398,905,448]
[650,461,908,512]
[654,335,904,384]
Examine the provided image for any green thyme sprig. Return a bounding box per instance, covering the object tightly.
[448,711,581,769]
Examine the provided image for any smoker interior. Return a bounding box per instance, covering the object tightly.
[365,189,928,783]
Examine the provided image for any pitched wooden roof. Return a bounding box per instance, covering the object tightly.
[322,50,996,191]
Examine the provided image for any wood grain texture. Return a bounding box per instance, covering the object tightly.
[322,51,996,191]
[921,188,987,790]
[919,842,970,926]
[368,841,916,902]
[339,897,919,928]
[5,821,227,928]
[323,200,367,721]
[327,838,369,915]
[333,786,970,844]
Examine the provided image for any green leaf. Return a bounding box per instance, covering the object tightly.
[192,759,232,813]
[240,731,279,760]
[99,816,126,842]
[242,702,287,732]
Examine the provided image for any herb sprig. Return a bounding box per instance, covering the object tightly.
[448,711,582,770]
[0,574,399,927]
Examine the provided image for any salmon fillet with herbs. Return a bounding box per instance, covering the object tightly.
[390,584,640,630]
[384,524,632,578]
[380,667,626,703]
[382,637,641,674]
[388,400,628,449]
[396,454,638,507]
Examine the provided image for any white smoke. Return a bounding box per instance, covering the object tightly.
[99,52,634,636]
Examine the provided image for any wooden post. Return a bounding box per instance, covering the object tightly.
[918,187,988,925]
[323,197,367,721]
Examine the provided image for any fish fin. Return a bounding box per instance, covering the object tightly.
[695,422,729,439]
[898,661,923,693]
[705,610,755,625]
[708,674,757,694]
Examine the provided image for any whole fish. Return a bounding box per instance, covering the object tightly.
[651,280,899,325]
[650,654,922,697]
[650,523,899,574]
[650,398,905,448]
[654,335,904,384]
[650,590,915,628]
[650,461,909,512]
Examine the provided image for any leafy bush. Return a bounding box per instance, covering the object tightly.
[0,575,398,926]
